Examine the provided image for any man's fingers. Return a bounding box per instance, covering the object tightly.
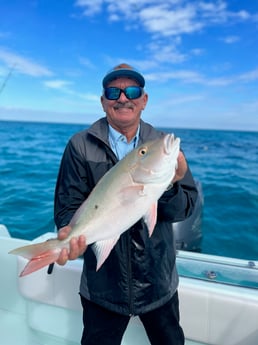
[173,152,187,182]
[58,225,72,240]
[68,237,80,260]
[56,235,87,266]
[78,235,87,255]
[69,236,87,259]
[56,248,69,266]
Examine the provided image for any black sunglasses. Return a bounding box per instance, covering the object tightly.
[104,86,143,100]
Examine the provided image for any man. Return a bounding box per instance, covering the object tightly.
[54,63,198,345]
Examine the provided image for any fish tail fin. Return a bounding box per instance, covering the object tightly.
[9,239,61,277]
[19,251,60,277]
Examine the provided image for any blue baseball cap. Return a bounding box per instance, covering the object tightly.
[102,63,145,88]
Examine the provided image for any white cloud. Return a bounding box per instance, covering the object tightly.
[75,0,253,38]
[145,69,204,83]
[43,79,73,90]
[201,68,258,86]
[43,79,100,102]
[145,67,258,86]
[238,69,258,83]
[0,48,52,77]
[78,57,95,69]
[164,94,205,105]
[74,0,254,74]
[80,92,100,101]
[139,4,203,36]
[75,0,103,15]
[221,35,240,44]
[230,10,250,20]
[190,48,204,56]
[147,41,187,63]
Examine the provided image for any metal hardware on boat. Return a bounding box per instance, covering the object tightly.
[205,270,217,279]
[247,261,256,268]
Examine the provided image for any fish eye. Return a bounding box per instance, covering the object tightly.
[138,146,148,156]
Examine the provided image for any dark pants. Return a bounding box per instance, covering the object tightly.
[80,291,184,345]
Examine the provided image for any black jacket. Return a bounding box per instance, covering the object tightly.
[54,117,198,315]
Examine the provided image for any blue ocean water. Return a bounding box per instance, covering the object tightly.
[0,120,257,261]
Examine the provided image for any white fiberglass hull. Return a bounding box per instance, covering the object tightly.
[1,225,257,345]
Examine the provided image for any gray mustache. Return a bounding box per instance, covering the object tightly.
[113,102,134,109]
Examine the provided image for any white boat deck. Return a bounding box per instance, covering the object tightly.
[1,225,257,345]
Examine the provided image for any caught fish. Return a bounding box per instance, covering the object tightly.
[10,133,180,277]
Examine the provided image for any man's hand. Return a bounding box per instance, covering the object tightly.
[172,151,188,183]
[56,225,87,266]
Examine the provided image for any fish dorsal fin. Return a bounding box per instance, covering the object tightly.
[143,202,157,237]
[92,237,120,271]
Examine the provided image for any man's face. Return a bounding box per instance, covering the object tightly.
[101,77,148,132]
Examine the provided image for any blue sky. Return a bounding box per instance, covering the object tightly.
[0,0,258,131]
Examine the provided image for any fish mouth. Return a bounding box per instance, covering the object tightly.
[164,134,175,154]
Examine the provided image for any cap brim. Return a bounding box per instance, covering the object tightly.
[102,69,145,88]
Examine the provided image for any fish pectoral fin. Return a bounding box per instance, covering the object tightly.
[119,184,146,204]
[92,237,120,271]
[143,202,157,237]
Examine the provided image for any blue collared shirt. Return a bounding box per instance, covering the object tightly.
[108,125,140,160]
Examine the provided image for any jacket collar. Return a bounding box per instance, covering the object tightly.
[87,117,162,147]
